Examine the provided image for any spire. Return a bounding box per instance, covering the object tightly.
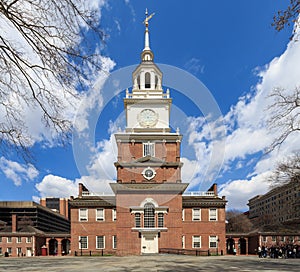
[141,9,155,62]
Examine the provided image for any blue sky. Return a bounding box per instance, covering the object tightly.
[1,0,300,210]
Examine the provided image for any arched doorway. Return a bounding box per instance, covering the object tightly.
[49,239,58,255]
[226,238,235,254]
[61,239,70,255]
[239,238,247,255]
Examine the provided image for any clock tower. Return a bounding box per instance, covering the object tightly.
[111,9,187,255]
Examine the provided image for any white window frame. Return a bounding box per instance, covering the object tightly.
[209,208,218,221]
[0,236,2,243]
[96,236,105,249]
[17,247,22,255]
[79,236,88,249]
[112,235,117,249]
[143,142,155,157]
[7,237,12,243]
[79,208,88,221]
[192,236,201,248]
[112,209,116,221]
[26,237,32,243]
[7,247,12,254]
[192,208,201,221]
[96,208,105,221]
[182,209,185,221]
[182,235,185,249]
[17,237,22,243]
[209,236,218,248]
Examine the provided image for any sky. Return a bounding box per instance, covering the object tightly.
[0,0,300,210]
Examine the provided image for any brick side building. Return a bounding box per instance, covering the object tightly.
[70,12,226,256]
[0,201,70,257]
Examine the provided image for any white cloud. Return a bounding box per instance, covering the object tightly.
[0,157,39,186]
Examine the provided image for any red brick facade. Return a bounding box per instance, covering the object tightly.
[69,20,227,256]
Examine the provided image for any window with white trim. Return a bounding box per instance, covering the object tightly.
[182,209,185,221]
[135,213,141,227]
[112,235,117,249]
[7,237,12,243]
[17,237,22,243]
[192,208,201,221]
[96,236,105,249]
[17,247,22,255]
[96,209,105,221]
[144,203,155,228]
[192,236,201,248]
[79,236,88,249]
[209,208,217,221]
[143,142,155,157]
[79,208,88,221]
[0,237,2,243]
[112,209,116,221]
[7,247,12,254]
[0,247,2,255]
[26,237,32,243]
[158,213,164,228]
[209,236,217,248]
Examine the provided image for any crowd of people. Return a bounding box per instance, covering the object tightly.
[257,245,300,258]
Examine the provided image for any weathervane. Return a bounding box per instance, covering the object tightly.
[143,8,155,28]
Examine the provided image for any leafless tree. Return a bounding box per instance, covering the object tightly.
[266,87,300,153]
[226,210,253,233]
[0,0,104,159]
[272,0,300,40]
[269,152,300,187]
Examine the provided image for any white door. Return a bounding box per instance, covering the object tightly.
[141,233,158,254]
[26,247,32,257]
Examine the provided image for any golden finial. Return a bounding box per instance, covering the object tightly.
[143,8,155,28]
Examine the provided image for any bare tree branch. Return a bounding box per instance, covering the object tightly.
[0,0,105,160]
[266,87,300,153]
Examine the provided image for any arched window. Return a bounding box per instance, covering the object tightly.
[137,75,140,89]
[155,75,158,89]
[145,72,151,89]
[144,203,155,228]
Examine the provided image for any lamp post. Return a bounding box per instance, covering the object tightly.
[217,238,220,256]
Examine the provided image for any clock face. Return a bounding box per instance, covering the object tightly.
[142,167,156,180]
[138,109,159,127]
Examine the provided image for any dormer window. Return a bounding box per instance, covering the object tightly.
[145,72,151,88]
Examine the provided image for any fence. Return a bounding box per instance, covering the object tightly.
[159,248,222,256]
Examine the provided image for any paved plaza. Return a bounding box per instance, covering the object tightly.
[1,255,300,272]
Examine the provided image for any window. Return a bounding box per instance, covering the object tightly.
[0,237,2,243]
[192,208,201,221]
[289,236,294,243]
[17,237,22,243]
[182,209,185,221]
[96,209,105,221]
[144,203,155,228]
[79,236,88,249]
[135,213,141,228]
[96,236,105,249]
[112,209,116,221]
[272,236,276,242]
[158,213,164,228]
[26,237,32,243]
[209,208,217,221]
[79,208,88,221]
[17,247,22,255]
[145,72,151,88]
[0,248,2,255]
[209,236,217,248]
[112,235,117,249]
[7,237,12,243]
[7,247,12,254]
[182,236,185,249]
[143,142,155,157]
[192,236,201,248]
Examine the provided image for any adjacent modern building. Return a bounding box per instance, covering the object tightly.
[69,13,227,256]
[0,201,70,257]
[226,179,300,255]
[40,197,70,219]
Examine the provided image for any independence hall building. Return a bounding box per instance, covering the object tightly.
[70,12,227,256]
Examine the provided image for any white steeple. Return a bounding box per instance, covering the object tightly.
[141,9,155,62]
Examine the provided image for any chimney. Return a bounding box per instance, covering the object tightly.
[79,183,83,197]
[213,183,217,196]
[12,214,17,232]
